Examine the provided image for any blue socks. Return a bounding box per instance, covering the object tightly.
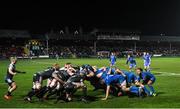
[148,85,155,94]
[142,86,150,96]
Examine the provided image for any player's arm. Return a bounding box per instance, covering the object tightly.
[134,76,143,86]
[135,81,141,86]
[116,69,126,77]
[142,55,145,60]
[102,85,110,100]
[15,69,26,73]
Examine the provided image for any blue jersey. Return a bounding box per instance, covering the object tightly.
[143,54,151,64]
[95,67,109,79]
[105,74,125,85]
[99,67,116,78]
[123,71,137,84]
[110,55,116,63]
[126,56,136,65]
[137,72,156,84]
[96,67,124,85]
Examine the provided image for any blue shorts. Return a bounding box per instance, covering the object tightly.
[129,63,136,68]
[144,62,150,67]
[110,62,115,66]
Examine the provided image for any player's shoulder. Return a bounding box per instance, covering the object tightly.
[8,63,14,68]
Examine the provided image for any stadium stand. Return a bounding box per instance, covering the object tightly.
[0,29,180,58]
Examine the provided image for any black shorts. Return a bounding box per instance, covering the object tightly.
[5,78,15,86]
[33,73,41,83]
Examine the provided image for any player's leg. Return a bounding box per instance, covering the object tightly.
[8,82,17,94]
[146,64,150,72]
[64,83,74,102]
[110,62,113,67]
[147,80,156,96]
[24,82,41,102]
[129,64,133,71]
[44,80,59,99]
[4,79,17,100]
[144,62,147,71]
[75,82,88,102]
[140,84,150,96]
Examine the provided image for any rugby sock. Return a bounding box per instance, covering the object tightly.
[47,89,57,98]
[148,85,155,94]
[27,89,36,98]
[36,86,48,98]
[129,86,139,95]
[7,91,11,96]
[142,86,150,96]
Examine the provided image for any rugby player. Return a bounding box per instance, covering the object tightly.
[24,63,60,102]
[143,52,151,72]
[135,68,156,96]
[126,54,137,71]
[4,57,26,100]
[109,52,116,67]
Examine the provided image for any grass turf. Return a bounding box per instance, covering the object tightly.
[0,57,180,108]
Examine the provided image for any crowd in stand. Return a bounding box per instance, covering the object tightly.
[1,43,180,59]
[48,46,94,58]
[0,45,25,58]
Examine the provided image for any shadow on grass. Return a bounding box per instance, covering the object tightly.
[151,68,161,70]
[156,92,165,96]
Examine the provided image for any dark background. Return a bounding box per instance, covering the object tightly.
[0,0,180,35]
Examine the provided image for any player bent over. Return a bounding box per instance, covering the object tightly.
[24,63,59,102]
[4,57,26,100]
[116,69,149,97]
[40,64,76,100]
[63,71,87,102]
[43,70,72,100]
[135,68,156,96]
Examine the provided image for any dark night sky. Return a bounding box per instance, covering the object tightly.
[0,0,180,35]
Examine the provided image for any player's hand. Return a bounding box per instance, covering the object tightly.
[101,97,107,101]
[13,73,17,75]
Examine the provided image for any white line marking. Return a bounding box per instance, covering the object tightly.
[153,71,180,76]
[31,61,55,65]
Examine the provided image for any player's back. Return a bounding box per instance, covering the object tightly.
[40,68,55,80]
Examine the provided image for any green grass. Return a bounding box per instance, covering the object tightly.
[0,57,180,108]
